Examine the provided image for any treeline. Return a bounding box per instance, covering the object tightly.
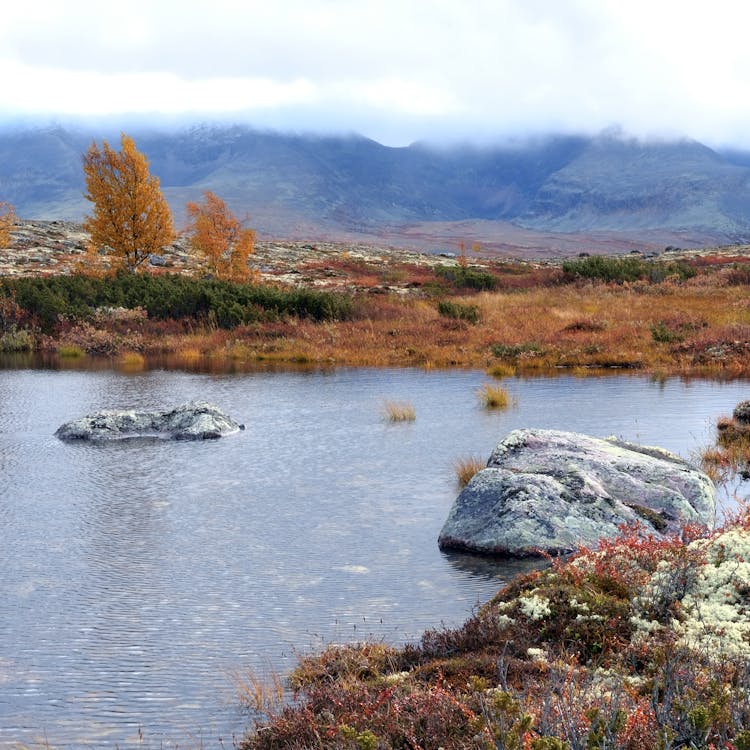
[0,272,354,331]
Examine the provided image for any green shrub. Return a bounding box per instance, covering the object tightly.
[562,255,696,284]
[491,342,544,359]
[435,264,498,291]
[0,327,33,352]
[650,321,684,343]
[0,273,355,332]
[437,300,479,323]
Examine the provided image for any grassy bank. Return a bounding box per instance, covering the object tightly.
[241,510,750,749]
[1,253,749,376]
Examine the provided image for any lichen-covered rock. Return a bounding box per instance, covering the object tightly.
[55,401,243,441]
[438,428,715,557]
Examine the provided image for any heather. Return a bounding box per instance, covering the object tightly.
[241,511,750,749]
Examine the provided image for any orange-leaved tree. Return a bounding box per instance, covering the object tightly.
[186,191,255,281]
[83,134,174,272]
[0,201,16,247]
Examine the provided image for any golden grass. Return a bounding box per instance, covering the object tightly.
[119,351,145,369]
[478,382,511,409]
[57,344,85,358]
[175,346,202,361]
[454,455,485,487]
[382,400,416,422]
[37,270,750,377]
[486,363,515,378]
[232,668,285,714]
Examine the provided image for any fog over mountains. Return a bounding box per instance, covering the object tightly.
[2,123,750,254]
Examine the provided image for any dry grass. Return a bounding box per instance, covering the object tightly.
[486,363,516,378]
[382,400,416,422]
[701,412,750,482]
[478,382,511,409]
[30,260,750,377]
[57,344,85,358]
[454,456,485,487]
[232,668,285,714]
[118,351,145,369]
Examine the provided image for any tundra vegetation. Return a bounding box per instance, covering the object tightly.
[240,509,750,750]
[4,249,750,376]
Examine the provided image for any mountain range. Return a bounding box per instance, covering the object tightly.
[2,123,750,256]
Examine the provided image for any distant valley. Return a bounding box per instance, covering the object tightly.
[2,123,749,257]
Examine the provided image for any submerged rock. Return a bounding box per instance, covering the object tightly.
[438,428,715,557]
[55,401,243,441]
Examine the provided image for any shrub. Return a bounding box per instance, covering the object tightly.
[0,327,33,352]
[0,272,354,332]
[437,300,479,324]
[562,255,696,284]
[491,342,544,360]
[435,264,498,291]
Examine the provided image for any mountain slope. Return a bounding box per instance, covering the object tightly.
[1,124,749,249]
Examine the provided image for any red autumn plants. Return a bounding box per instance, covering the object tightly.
[241,510,750,750]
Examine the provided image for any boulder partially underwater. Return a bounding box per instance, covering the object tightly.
[438,428,716,557]
[55,401,243,441]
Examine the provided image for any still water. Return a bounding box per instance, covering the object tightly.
[0,366,748,748]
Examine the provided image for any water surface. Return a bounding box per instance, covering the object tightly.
[0,367,747,747]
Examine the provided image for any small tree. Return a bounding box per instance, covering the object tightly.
[83,134,174,272]
[0,201,16,247]
[186,191,255,281]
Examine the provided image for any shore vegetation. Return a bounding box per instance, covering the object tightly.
[241,509,750,750]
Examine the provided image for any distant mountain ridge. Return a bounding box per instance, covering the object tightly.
[1,123,749,253]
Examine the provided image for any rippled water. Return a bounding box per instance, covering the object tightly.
[0,366,748,748]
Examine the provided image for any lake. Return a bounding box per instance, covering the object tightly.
[0,365,747,748]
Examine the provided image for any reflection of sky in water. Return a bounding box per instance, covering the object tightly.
[0,367,748,747]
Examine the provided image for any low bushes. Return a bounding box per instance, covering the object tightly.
[0,272,355,331]
[562,255,696,283]
[242,514,750,749]
[435,264,499,292]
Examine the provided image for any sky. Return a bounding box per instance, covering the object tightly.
[3,0,750,147]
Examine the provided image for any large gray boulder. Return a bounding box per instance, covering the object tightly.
[56,401,243,441]
[438,428,715,557]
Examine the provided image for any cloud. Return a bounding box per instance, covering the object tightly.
[3,0,750,146]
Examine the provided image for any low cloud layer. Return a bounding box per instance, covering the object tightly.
[3,0,750,146]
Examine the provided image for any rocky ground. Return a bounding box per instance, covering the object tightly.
[7,219,750,293]
[2,220,468,293]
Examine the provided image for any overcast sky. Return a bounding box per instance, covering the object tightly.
[3,0,750,147]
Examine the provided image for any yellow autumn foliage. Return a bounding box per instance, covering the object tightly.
[186,191,255,281]
[83,133,174,272]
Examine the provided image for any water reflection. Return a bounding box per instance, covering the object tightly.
[0,366,748,748]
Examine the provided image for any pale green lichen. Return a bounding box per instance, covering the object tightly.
[673,528,750,656]
[634,526,750,657]
[526,647,547,662]
[518,594,551,620]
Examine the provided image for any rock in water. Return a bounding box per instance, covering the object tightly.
[438,428,715,557]
[55,401,242,441]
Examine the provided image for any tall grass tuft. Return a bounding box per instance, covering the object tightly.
[486,363,515,378]
[454,456,485,487]
[119,351,145,369]
[233,668,285,714]
[478,383,511,409]
[57,344,85,358]
[382,401,416,422]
